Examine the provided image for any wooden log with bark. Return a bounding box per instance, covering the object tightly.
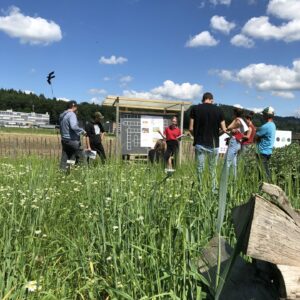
[232,183,300,299]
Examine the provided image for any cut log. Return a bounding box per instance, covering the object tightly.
[260,183,300,226]
[276,264,300,300]
[233,195,300,267]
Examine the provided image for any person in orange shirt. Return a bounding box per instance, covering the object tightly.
[159,116,182,171]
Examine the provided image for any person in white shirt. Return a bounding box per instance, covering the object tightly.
[225,107,249,178]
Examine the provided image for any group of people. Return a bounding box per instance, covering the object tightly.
[58,93,276,185]
[189,92,276,185]
[59,101,106,170]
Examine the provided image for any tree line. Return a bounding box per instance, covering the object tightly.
[0,89,115,126]
[1,88,300,132]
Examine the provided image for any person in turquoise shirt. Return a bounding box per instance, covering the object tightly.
[255,106,276,181]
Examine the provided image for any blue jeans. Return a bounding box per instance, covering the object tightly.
[195,144,219,190]
[225,138,241,178]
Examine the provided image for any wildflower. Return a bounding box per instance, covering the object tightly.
[106,256,112,261]
[136,216,144,222]
[35,256,44,263]
[35,230,42,235]
[24,280,42,292]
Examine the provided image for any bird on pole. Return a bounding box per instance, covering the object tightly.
[47,71,55,98]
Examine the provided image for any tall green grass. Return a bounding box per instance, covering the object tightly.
[0,144,299,299]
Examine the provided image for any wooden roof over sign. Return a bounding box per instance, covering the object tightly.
[102,95,192,112]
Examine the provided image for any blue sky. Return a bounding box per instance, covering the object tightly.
[0,0,300,117]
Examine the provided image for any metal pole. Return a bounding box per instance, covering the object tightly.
[115,97,120,158]
[179,103,184,166]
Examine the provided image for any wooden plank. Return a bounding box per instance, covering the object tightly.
[126,154,148,161]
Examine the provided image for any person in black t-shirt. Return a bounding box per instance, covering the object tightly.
[189,92,226,190]
[85,112,106,163]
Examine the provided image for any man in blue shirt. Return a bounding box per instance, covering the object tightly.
[59,101,86,170]
[256,106,276,181]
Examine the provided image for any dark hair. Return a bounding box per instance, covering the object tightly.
[202,92,213,103]
[245,111,254,120]
[66,100,77,109]
[154,139,165,153]
[233,107,244,117]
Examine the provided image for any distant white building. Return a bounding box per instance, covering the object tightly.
[0,109,50,127]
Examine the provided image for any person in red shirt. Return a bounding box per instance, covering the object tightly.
[159,116,182,171]
[241,111,256,153]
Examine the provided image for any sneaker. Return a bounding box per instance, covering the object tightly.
[165,168,175,173]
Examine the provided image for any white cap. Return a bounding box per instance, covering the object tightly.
[262,106,275,116]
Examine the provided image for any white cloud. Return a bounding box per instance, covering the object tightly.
[24,90,35,94]
[120,75,133,83]
[186,31,219,47]
[0,6,62,45]
[209,0,231,6]
[214,59,300,96]
[103,76,111,81]
[88,88,107,95]
[233,104,243,108]
[123,80,203,101]
[89,97,103,105]
[210,15,235,34]
[242,16,300,42]
[230,103,264,113]
[213,69,236,81]
[120,75,133,87]
[248,107,264,113]
[239,0,300,43]
[271,91,295,99]
[267,0,300,21]
[99,55,128,65]
[123,90,157,99]
[230,34,255,48]
[57,97,71,102]
[236,60,300,91]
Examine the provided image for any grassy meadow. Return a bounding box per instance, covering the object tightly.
[0,144,300,299]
